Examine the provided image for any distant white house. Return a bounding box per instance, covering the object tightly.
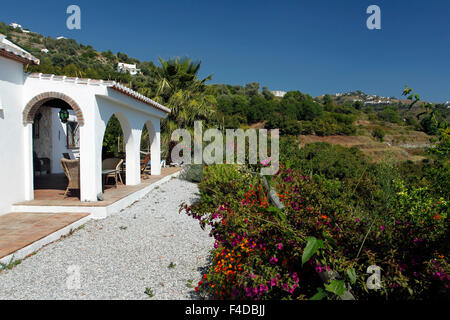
[41,48,49,54]
[271,90,287,98]
[56,36,67,40]
[9,22,22,29]
[117,62,141,75]
[9,22,30,34]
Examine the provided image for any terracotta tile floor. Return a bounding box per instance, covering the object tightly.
[16,167,182,207]
[0,212,89,259]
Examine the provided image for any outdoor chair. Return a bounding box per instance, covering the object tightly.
[33,152,51,175]
[60,158,80,197]
[62,153,71,159]
[102,158,124,187]
[141,155,166,177]
[140,154,151,176]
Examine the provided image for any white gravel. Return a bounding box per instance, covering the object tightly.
[0,178,214,300]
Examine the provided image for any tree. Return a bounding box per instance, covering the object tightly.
[372,127,385,141]
[323,94,334,112]
[378,105,401,124]
[153,57,212,101]
[262,86,274,100]
[102,115,124,158]
[244,82,260,97]
[402,86,446,133]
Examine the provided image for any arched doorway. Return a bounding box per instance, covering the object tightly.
[101,112,131,188]
[23,93,84,199]
[23,92,84,126]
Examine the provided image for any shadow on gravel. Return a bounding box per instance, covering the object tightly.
[187,254,213,300]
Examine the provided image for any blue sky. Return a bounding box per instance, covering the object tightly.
[1,0,449,101]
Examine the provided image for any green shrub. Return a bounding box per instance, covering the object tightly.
[378,106,401,124]
[372,127,385,141]
[183,163,448,300]
[181,164,205,183]
[181,140,449,300]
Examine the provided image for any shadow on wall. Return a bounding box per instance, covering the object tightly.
[0,110,4,119]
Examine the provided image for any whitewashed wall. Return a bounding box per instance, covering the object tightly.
[0,57,26,214]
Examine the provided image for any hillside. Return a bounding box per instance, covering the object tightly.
[1,21,447,164]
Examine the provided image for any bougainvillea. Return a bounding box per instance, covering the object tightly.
[181,164,449,300]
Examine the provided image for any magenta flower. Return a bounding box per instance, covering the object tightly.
[269,256,278,264]
[277,243,283,250]
[270,278,278,287]
[259,284,269,293]
[260,158,272,167]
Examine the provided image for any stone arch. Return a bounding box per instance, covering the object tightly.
[23,92,84,125]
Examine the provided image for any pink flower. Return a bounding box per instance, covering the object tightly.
[270,278,278,286]
[260,158,272,167]
[277,243,283,250]
[269,256,278,264]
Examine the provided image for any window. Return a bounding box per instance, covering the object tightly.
[66,121,80,149]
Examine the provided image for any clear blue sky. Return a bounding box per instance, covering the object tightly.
[1,0,449,101]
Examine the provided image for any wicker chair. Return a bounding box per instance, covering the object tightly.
[60,158,80,197]
[102,158,124,187]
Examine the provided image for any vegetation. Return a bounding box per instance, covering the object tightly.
[179,87,449,300]
[182,138,448,300]
[2,22,448,300]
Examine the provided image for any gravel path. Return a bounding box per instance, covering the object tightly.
[0,178,214,300]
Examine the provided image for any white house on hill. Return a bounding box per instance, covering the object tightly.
[0,34,170,215]
[117,62,141,75]
[271,90,287,98]
[9,22,22,30]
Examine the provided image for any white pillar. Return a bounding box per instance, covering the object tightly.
[23,124,34,200]
[150,119,161,176]
[125,128,141,185]
[80,121,102,201]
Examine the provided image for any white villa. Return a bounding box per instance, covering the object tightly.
[117,62,141,75]
[271,90,287,98]
[9,22,22,30]
[0,34,171,217]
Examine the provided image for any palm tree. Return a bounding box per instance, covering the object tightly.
[153,57,212,101]
[151,57,217,160]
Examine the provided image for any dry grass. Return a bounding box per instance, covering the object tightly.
[298,135,427,162]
